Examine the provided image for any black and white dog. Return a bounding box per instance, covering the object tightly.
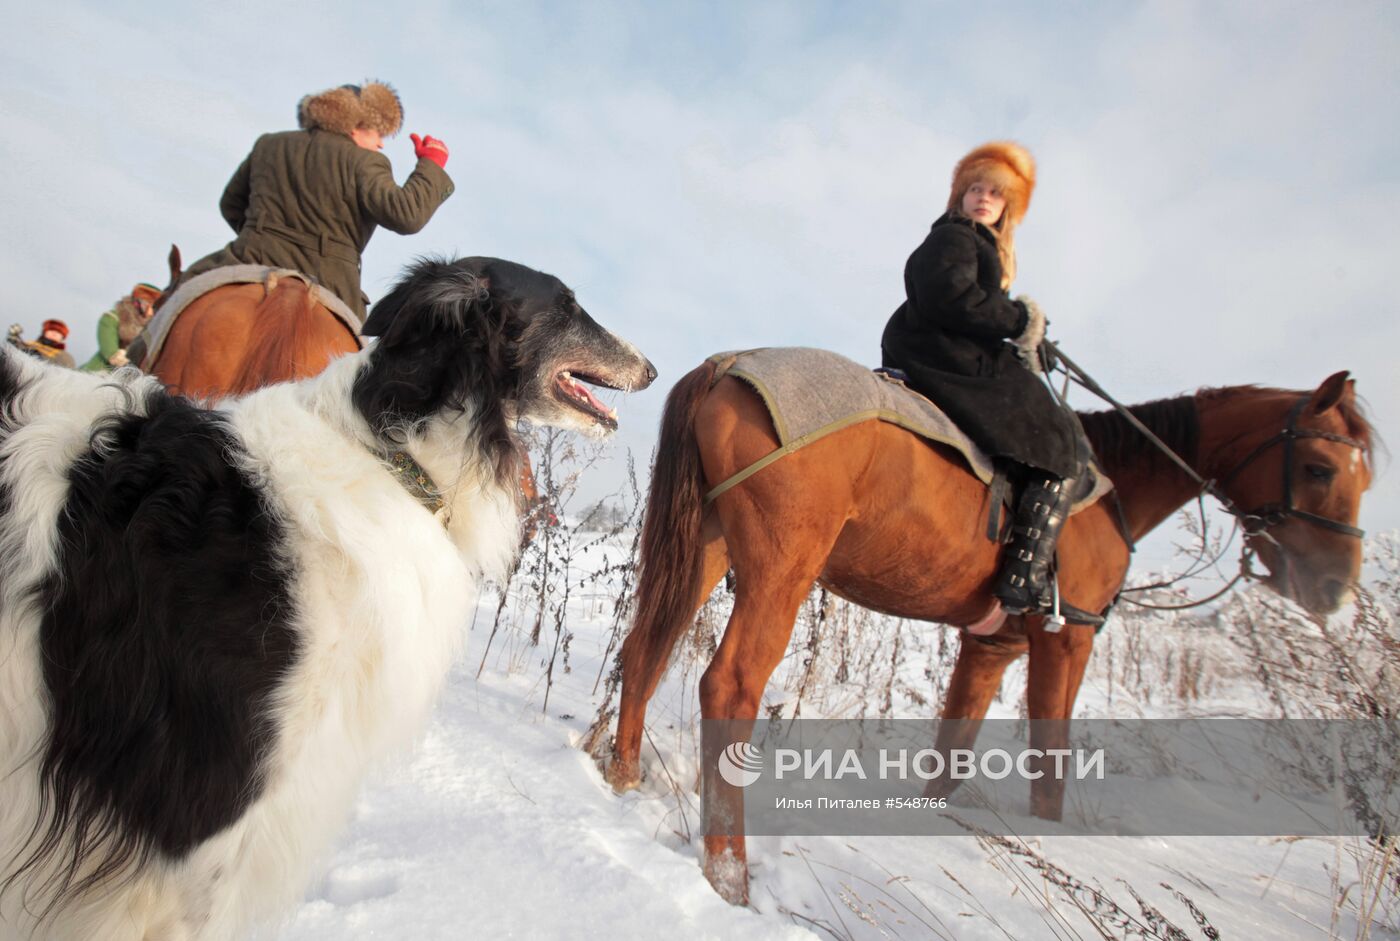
[0,257,654,940]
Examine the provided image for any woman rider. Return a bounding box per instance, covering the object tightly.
[881,141,1085,616]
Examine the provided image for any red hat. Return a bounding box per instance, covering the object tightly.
[42,319,69,338]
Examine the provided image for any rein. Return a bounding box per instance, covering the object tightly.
[1042,341,1366,610]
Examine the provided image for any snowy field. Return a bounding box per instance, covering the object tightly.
[278,478,1399,940]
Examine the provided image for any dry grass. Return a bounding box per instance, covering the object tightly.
[503,441,1399,940]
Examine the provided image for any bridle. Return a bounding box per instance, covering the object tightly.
[1041,342,1367,612]
[1213,394,1367,541]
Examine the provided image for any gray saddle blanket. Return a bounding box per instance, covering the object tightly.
[709,347,1111,513]
[137,265,363,371]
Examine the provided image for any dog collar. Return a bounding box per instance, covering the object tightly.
[384,450,446,515]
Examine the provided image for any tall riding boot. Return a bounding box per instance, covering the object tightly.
[993,473,1079,615]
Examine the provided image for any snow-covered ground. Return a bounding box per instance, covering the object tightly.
[279,527,1399,940]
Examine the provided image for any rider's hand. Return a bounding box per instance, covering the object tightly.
[410,133,449,169]
[1011,295,1047,375]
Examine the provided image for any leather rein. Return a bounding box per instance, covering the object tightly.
[1042,342,1366,611]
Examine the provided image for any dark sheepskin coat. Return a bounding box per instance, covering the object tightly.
[881,212,1080,478]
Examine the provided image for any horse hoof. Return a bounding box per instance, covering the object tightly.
[703,848,750,906]
[602,758,641,794]
[922,776,961,800]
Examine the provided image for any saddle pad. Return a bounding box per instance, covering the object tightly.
[709,347,1112,513]
[137,265,364,371]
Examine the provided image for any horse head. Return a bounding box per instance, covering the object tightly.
[1209,372,1374,615]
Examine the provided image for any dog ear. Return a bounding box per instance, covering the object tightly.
[352,258,521,483]
[361,258,488,340]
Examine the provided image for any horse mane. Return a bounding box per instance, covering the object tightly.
[1076,394,1200,474]
[1078,385,1382,478]
[1194,384,1381,462]
[1336,392,1382,465]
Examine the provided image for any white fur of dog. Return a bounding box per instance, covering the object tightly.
[0,257,653,940]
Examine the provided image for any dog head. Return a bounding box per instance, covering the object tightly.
[354,257,655,479]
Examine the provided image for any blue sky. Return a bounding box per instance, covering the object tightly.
[1,0,1396,568]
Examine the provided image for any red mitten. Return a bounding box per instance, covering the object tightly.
[410,133,449,168]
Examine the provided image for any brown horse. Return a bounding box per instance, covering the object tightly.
[150,274,360,400]
[604,355,1374,903]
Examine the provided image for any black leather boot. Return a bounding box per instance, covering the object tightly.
[993,473,1079,614]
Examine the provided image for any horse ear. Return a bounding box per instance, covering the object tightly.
[1307,370,1352,415]
[167,244,182,288]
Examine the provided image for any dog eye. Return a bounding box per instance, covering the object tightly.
[1303,463,1336,483]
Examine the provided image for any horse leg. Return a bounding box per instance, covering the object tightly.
[923,626,1029,799]
[607,509,729,792]
[699,569,823,906]
[1025,619,1096,820]
[699,477,847,904]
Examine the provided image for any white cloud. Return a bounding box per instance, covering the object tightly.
[0,0,1394,557]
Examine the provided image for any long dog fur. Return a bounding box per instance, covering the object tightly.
[0,256,653,940]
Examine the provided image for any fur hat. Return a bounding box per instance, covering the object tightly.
[130,283,162,305]
[947,141,1036,229]
[297,81,404,138]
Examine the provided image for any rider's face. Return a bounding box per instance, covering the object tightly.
[961,180,1006,227]
[351,127,384,151]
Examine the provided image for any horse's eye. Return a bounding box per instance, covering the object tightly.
[1304,463,1336,483]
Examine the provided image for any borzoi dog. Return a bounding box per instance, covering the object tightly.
[0,257,654,940]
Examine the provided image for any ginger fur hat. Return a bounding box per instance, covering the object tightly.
[297,81,404,138]
[130,283,162,305]
[946,141,1037,229]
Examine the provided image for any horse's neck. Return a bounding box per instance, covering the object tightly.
[1080,395,1203,542]
[1104,458,1202,542]
[1089,388,1299,543]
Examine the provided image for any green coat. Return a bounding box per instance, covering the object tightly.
[80,310,121,372]
[181,129,454,320]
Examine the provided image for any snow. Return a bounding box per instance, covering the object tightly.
[275,528,1397,940]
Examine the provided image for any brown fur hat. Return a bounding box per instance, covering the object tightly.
[946,141,1036,228]
[297,81,404,138]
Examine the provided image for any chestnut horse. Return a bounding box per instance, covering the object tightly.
[604,356,1373,903]
[149,275,360,400]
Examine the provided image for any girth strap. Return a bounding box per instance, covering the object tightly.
[986,465,1011,542]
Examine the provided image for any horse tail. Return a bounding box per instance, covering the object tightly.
[623,359,719,689]
[227,278,356,395]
